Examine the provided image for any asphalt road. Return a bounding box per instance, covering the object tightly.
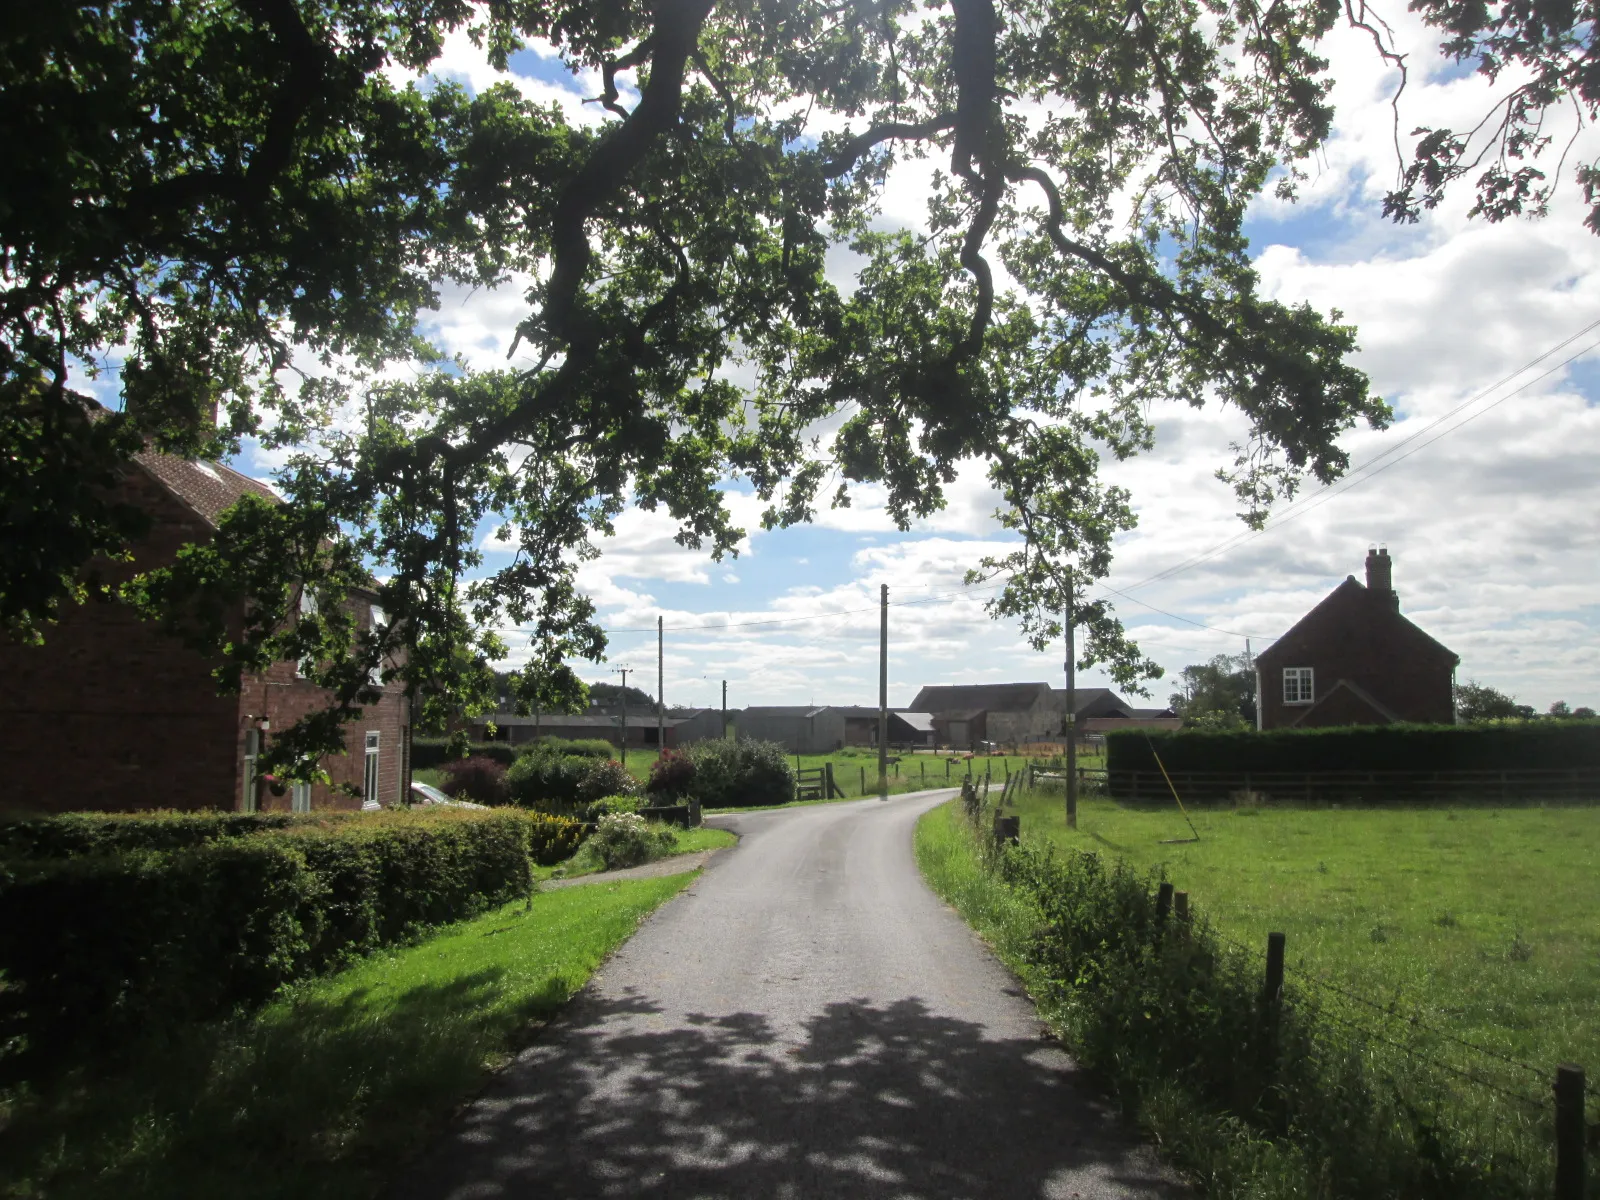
[396,789,1186,1199]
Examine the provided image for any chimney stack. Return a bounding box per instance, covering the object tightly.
[1365,545,1397,610]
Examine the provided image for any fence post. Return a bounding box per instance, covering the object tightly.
[1156,881,1174,920]
[860,766,866,794]
[1028,762,1035,789]
[1262,931,1286,1059]
[946,757,952,779]
[921,761,926,784]
[1173,890,1189,926]
[967,758,973,778]
[1555,1063,1586,1200]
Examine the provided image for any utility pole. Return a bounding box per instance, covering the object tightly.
[1246,637,1259,731]
[721,679,728,739]
[616,667,629,766]
[879,583,889,800]
[1065,589,1077,830]
[657,615,665,762]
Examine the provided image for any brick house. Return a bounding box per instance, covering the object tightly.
[908,682,1149,748]
[1254,548,1458,730]
[0,448,411,814]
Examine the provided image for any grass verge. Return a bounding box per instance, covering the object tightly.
[537,822,736,880]
[1006,789,1600,1080]
[914,797,1583,1200]
[0,873,694,1200]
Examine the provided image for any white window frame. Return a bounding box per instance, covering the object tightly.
[242,729,260,813]
[368,604,387,687]
[363,731,381,810]
[290,779,313,813]
[296,588,318,679]
[1283,667,1315,706]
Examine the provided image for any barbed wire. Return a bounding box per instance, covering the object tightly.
[1207,928,1552,1081]
[1311,1006,1550,1114]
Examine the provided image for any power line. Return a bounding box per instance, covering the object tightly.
[1117,315,1600,594]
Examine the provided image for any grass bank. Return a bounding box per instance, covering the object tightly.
[536,823,735,880]
[1006,789,1600,1079]
[916,796,1592,1199]
[0,873,694,1200]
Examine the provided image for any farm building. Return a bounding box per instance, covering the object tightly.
[469,712,676,749]
[908,681,1157,748]
[733,706,934,753]
[0,445,412,814]
[1254,547,1459,729]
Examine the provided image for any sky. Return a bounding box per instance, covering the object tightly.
[238,13,1600,714]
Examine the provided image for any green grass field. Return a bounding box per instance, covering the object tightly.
[0,874,695,1200]
[1005,787,1600,1089]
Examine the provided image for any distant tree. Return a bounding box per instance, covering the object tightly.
[1454,680,1534,723]
[586,681,657,711]
[1170,654,1256,730]
[1543,700,1597,719]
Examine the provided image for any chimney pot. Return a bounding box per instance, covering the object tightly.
[1365,545,1397,610]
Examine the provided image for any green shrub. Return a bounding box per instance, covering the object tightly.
[586,812,675,870]
[581,793,644,821]
[0,808,583,1058]
[505,748,591,810]
[686,738,795,808]
[409,738,518,770]
[527,737,616,759]
[438,756,511,806]
[647,749,696,800]
[577,757,641,803]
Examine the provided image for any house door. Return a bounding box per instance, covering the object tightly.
[363,731,380,810]
[242,729,260,813]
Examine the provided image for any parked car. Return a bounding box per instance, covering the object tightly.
[409,780,454,805]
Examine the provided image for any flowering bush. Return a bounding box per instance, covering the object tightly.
[582,793,644,821]
[577,757,641,803]
[587,812,676,870]
[439,756,510,806]
[646,749,697,800]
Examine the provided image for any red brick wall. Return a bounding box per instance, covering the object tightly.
[0,468,412,814]
[1257,582,1456,730]
[0,471,239,813]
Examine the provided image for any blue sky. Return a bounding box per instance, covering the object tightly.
[229,18,1600,713]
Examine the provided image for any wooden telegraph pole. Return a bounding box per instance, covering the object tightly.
[1065,589,1078,829]
[721,679,728,739]
[657,615,665,762]
[616,667,629,766]
[878,583,889,800]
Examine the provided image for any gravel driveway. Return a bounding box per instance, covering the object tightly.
[395,789,1186,1199]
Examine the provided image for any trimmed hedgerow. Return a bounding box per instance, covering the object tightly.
[0,810,341,859]
[530,737,616,759]
[686,738,794,808]
[1106,720,1600,777]
[0,808,584,1057]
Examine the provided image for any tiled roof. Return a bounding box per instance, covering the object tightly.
[908,682,1053,713]
[134,448,280,526]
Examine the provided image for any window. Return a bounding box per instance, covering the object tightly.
[296,588,318,679]
[363,731,381,810]
[290,780,312,813]
[1283,667,1314,705]
[242,729,260,813]
[368,604,387,687]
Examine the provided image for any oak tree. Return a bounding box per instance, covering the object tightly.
[3,0,1591,773]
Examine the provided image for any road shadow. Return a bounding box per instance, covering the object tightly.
[395,989,1186,1199]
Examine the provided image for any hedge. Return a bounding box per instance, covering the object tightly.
[0,810,348,858]
[1106,720,1600,798]
[687,738,794,808]
[0,808,585,1056]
